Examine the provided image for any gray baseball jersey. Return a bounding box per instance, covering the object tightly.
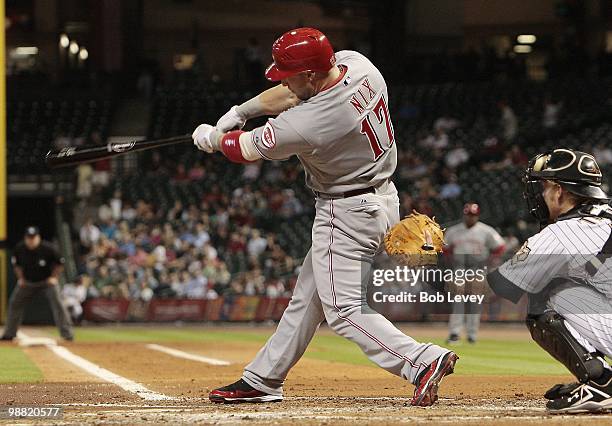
[445,222,505,265]
[249,50,397,194]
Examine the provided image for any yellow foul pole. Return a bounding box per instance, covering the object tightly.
[0,0,7,322]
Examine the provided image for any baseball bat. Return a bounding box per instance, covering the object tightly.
[45,134,192,169]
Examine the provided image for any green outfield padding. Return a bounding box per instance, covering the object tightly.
[0,347,43,383]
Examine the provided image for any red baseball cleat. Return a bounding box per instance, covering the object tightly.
[209,379,283,403]
[411,351,458,407]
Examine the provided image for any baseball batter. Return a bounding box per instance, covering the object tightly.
[487,149,612,414]
[192,28,457,406]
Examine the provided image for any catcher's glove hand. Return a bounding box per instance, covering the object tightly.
[383,210,445,267]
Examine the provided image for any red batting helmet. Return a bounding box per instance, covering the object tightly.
[463,203,481,216]
[265,27,336,81]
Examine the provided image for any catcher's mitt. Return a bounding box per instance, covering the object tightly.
[383,210,445,267]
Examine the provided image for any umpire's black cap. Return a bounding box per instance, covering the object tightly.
[526,148,608,200]
[24,226,40,237]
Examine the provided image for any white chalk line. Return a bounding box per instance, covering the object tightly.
[54,396,539,408]
[145,343,230,366]
[16,330,57,347]
[55,399,541,412]
[18,332,175,401]
[54,405,608,423]
[54,402,612,423]
[193,413,608,424]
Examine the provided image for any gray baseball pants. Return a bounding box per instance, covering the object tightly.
[448,303,482,341]
[243,181,449,395]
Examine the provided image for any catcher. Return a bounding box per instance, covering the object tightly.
[487,149,612,414]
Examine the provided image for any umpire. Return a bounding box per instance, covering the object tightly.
[1,226,73,341]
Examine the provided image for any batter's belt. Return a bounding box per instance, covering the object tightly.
[313,179,389,200]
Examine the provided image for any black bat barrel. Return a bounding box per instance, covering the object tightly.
[45,135,192,169]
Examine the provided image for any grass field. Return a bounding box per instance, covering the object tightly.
[0,346,43,383]
[47,325,568,376]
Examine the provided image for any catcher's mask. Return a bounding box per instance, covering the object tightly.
[523,148,608,224]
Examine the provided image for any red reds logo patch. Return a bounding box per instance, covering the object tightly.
[262,123,276,149]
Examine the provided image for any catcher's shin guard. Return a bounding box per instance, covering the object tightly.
[526,311,604,383]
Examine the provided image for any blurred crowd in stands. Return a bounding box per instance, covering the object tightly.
[69,159,306,306]
[393,99,555,215]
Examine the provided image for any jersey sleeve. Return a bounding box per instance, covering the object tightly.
[444,227,457,248]
[485,227,505,251]
[11,246,23,267]
[250,112,312,161]
[496,225,568,293]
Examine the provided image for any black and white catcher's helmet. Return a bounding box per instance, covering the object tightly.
[523,148,609,222]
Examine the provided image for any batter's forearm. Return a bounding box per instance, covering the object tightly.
[209,129,262,162]
[237,85,299,119]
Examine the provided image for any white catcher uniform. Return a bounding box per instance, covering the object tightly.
[241,50,449,395]
[494,207,612,357]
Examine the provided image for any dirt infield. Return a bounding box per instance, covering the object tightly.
[1,325,611,424]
